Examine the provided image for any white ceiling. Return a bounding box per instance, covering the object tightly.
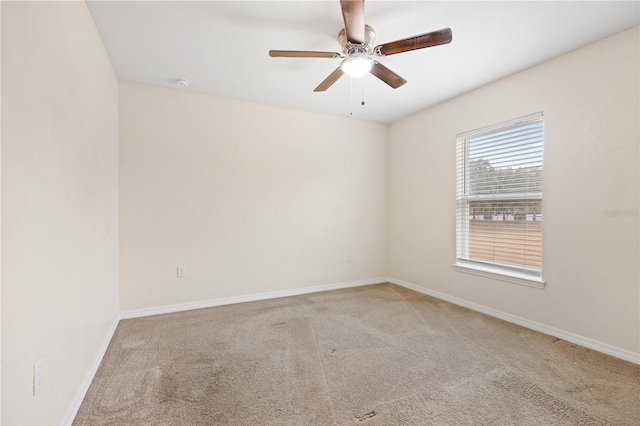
[87,1,639,123]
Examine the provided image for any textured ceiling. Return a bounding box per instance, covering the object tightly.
[87,1,639,123]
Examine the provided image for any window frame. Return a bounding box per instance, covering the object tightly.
[454,112,546,289]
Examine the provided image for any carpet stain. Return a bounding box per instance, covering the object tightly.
[158,353,223,405]
[356,410,377,421]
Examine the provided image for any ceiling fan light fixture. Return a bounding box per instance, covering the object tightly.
[340,55,373,78]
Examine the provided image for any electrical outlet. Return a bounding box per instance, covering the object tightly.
[177,266,186,278]
[33,358,43,395]
[346,253,353,263]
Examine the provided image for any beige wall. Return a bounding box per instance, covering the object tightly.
[119,81,388,311]
[388,27,639,354]
[1,2,119,424]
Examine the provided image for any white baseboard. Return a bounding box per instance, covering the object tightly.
[388,277,640,365]
[61,314,121,426]
[120,277,389,319]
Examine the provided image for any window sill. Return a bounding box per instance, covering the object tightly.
[453,262,546,289]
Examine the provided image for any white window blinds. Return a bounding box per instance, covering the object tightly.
[456,113,544,278]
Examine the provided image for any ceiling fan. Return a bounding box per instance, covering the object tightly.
[269,0,452,92]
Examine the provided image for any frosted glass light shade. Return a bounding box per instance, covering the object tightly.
[340,55,373,77]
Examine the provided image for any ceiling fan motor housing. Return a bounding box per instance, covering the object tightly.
[339,24,376,55]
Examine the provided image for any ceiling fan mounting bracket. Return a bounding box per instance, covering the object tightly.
[338,24,376,55]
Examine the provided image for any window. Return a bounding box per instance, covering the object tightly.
[455,113,544,288]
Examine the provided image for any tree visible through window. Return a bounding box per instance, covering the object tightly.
[456,113,544,280]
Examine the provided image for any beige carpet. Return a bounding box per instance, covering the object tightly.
[73,283,640,425]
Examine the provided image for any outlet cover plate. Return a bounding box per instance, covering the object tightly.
[177,266,186,278]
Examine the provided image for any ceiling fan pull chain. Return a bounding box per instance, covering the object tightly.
[349,76,354,115]
[361,80,365,106]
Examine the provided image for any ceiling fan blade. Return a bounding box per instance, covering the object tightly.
[370,61,407,89]
[269,50,341,58]
[374,28,452,56]
[314,67,345,92]
[340,0,365,44]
